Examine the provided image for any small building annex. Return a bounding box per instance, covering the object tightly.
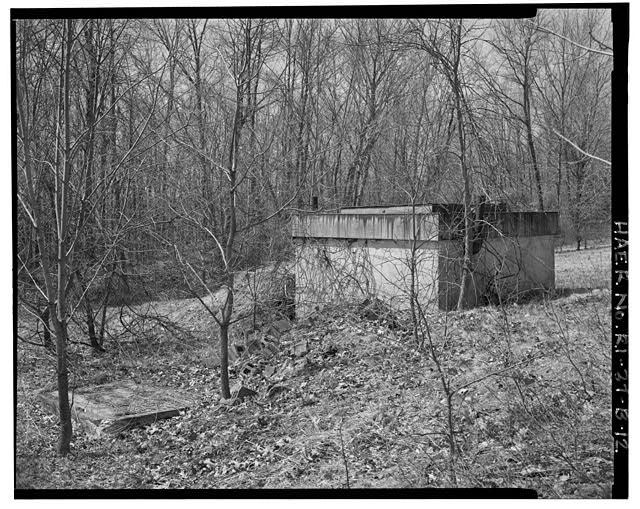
[292,204,559,314]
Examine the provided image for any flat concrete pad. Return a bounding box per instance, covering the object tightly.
[38,380,193,435]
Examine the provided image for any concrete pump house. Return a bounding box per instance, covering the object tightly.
[292,204,560,313]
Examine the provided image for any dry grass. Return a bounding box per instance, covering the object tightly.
[555,245,610,290]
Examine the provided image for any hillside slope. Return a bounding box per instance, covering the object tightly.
[17,283,612,496]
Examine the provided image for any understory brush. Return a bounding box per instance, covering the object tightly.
[16,287,612,496]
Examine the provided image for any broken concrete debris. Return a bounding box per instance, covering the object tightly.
[293,340,309,357]
[266,384,289,398]
[262,364,276,379]
[231,317,292,361]
[267,318,293,336]
[293,357,309,375]
[231,384,258,401]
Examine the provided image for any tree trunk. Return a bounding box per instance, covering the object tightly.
[84,296,104,352]
[216,22,249,398]
[41,305,52,350]
[452,46,472,310]
[54,18,74,456]
[523,67,545,212]
[219,295,232,399]
[52,309,72,455]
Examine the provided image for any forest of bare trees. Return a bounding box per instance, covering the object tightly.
[16,12,613,464]
[16,14,612,282]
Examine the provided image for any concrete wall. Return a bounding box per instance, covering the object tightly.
[438,235,556,309]
[292,213,439,241]
[340,205,433,215]
[292,210,558,314]
[294,238,439,315]
[294,239,374,314]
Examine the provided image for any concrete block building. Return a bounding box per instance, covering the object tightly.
[292,204,559,314]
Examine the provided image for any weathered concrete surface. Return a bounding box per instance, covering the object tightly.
[292,213,439,241]
[294,238,439,315]
[340,205,434,215]
[294,238,375,314]
[38,380,193,435]
[293,207,559,313]
[438,235,556,309]
[438,211,559,240]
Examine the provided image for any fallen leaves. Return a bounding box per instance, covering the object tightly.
[16,287,613,495]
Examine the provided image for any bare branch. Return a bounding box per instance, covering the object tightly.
[529,20,613,57]
[552,129,611,166]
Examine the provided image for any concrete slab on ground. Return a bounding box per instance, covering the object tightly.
[38,380,193,435]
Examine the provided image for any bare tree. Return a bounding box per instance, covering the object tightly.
[488,16,547,211]
[16,18,166,453]
[536,9,612,248]
[339,19,406,206]
[405,19,485,310]
[169,19,281,399]
[17,18,76,455]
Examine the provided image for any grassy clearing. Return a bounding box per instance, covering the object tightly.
[555,245,610,290]
[16,248,612,495]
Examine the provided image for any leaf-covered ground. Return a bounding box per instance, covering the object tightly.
[16,247,612,496]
